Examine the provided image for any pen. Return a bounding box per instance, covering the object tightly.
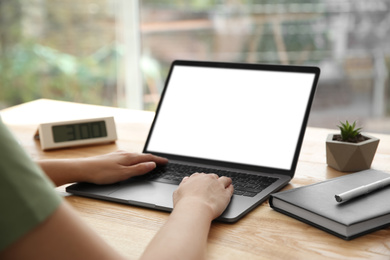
[335,176,390,203]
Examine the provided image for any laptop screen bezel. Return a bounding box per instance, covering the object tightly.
[143,60,320,177]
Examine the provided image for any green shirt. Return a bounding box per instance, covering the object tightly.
[0,117,62,251]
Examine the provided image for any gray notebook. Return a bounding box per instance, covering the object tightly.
[67,60,320,222]
[270,169,390,240]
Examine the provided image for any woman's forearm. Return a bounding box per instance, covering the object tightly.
[141,199,214,260]
[37,159,85,187]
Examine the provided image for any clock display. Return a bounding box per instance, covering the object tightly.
[52,121,107,143]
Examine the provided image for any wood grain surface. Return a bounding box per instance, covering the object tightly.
[2,99,390,259]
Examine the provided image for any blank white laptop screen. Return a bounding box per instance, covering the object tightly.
[146,65,316,170]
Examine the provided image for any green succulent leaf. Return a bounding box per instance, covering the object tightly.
[337,120,362,141]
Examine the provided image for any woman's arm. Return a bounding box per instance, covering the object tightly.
[141,173,234,260]
[1,173,233,260]
[0,202,126,260]
[37,150,168,186]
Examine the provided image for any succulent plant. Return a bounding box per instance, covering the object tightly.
[337,120,362,142]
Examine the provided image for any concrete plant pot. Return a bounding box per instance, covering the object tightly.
[326,133,380,172]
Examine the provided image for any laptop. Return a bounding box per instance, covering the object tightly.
[66,60,320,222]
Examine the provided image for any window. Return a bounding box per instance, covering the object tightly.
[1,0,389,133]
[1,0,123,107]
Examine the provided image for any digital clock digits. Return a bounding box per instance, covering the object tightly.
[52,121,107,143]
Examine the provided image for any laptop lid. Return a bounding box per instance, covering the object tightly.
[143,60,320,177]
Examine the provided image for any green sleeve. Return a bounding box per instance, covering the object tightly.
[0,118,62,251]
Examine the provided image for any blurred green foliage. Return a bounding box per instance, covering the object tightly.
[0,41,120,108]
[0,0,119,109]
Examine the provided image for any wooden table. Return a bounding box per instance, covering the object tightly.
[2,99,390,259]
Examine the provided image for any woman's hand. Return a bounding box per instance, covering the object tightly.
[38,150,168,186]
[173,173,234,220]
[78,150,168,185]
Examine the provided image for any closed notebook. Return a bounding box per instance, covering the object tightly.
[269,169,390,240]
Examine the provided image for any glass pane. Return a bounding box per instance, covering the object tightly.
[139,1,390,134]
[2,1,389,134]
[0,0,121,108]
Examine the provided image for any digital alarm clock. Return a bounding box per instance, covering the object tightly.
[34,117,117,150]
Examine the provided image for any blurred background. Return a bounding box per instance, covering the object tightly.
[1,0,389,133]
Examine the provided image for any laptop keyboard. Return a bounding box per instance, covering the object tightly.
[137,163,278,197]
